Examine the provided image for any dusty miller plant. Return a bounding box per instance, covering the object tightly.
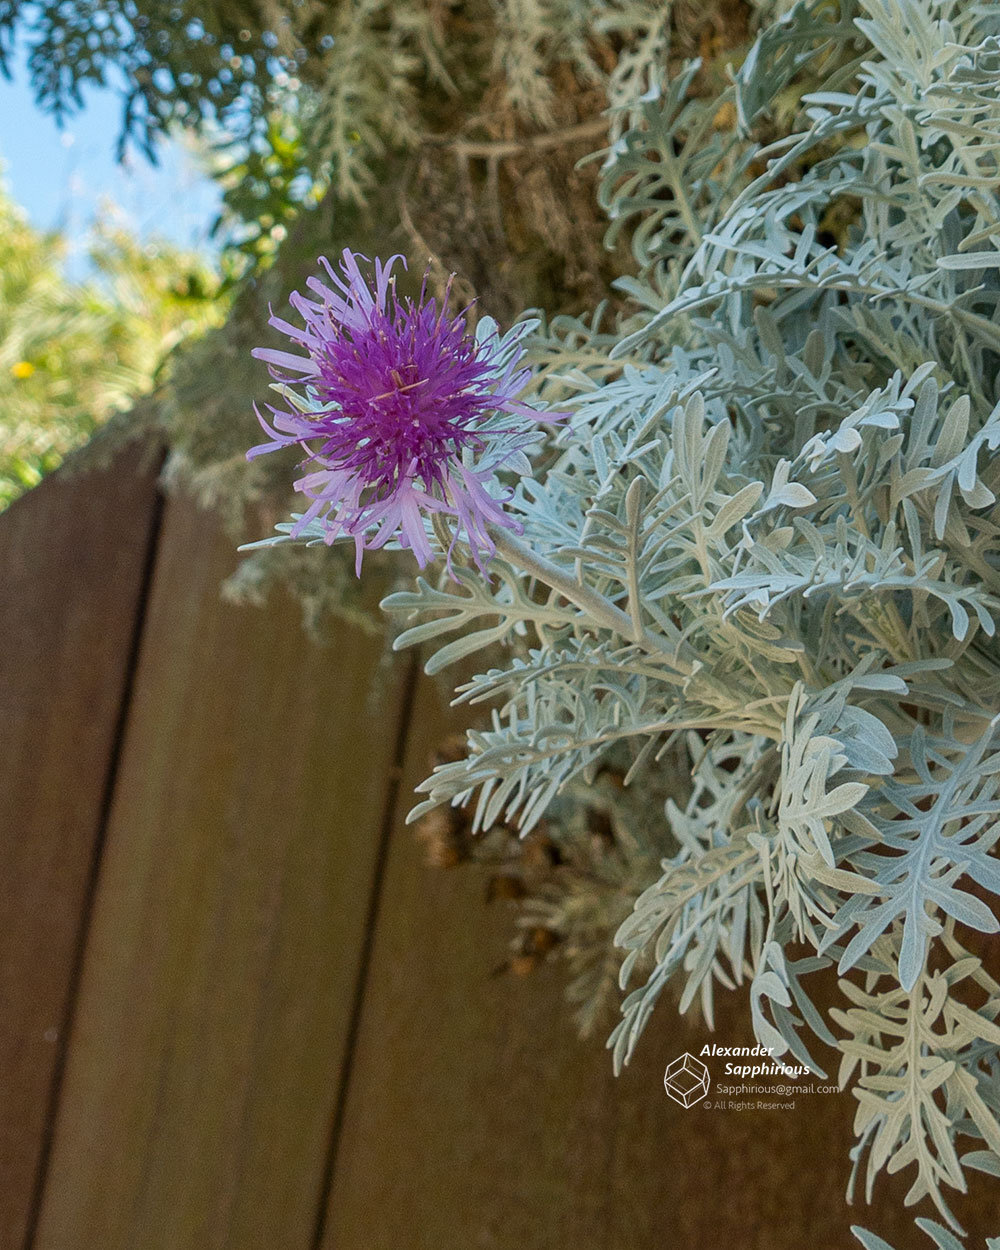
[254,0,1000,1239]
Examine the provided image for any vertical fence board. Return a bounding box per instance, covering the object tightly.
[0,450,161,1250]
[31,495,410,1250]
[320,675,987,1250]
[321,673,626,1250]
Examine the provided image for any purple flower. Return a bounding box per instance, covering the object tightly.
[248,249,553,574]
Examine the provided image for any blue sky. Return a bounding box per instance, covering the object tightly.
[0,45,222,275]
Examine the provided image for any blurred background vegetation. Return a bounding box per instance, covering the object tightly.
[0,0,757,515]
[0,180,228,505]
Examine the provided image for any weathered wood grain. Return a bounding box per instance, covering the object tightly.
[0,448,162,1250]
[31,495,412,1250]
[321,674,998,1250]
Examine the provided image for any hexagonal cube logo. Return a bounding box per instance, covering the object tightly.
[663,1052,710,1108]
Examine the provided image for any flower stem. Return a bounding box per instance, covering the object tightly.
[489,526,691,672]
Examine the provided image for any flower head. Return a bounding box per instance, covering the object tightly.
[249,249,553,573]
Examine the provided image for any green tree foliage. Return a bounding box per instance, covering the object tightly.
[1,0,745,278]
[0,182,226,505]
[0,0,280,157]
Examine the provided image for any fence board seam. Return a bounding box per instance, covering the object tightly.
[308,650,421,1250]
[21,457,167,1250]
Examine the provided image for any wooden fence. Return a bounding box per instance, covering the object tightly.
[1,447,995,1250]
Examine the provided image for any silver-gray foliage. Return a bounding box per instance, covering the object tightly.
[854,1217,1000,1250]
[272,0,1000,1236]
